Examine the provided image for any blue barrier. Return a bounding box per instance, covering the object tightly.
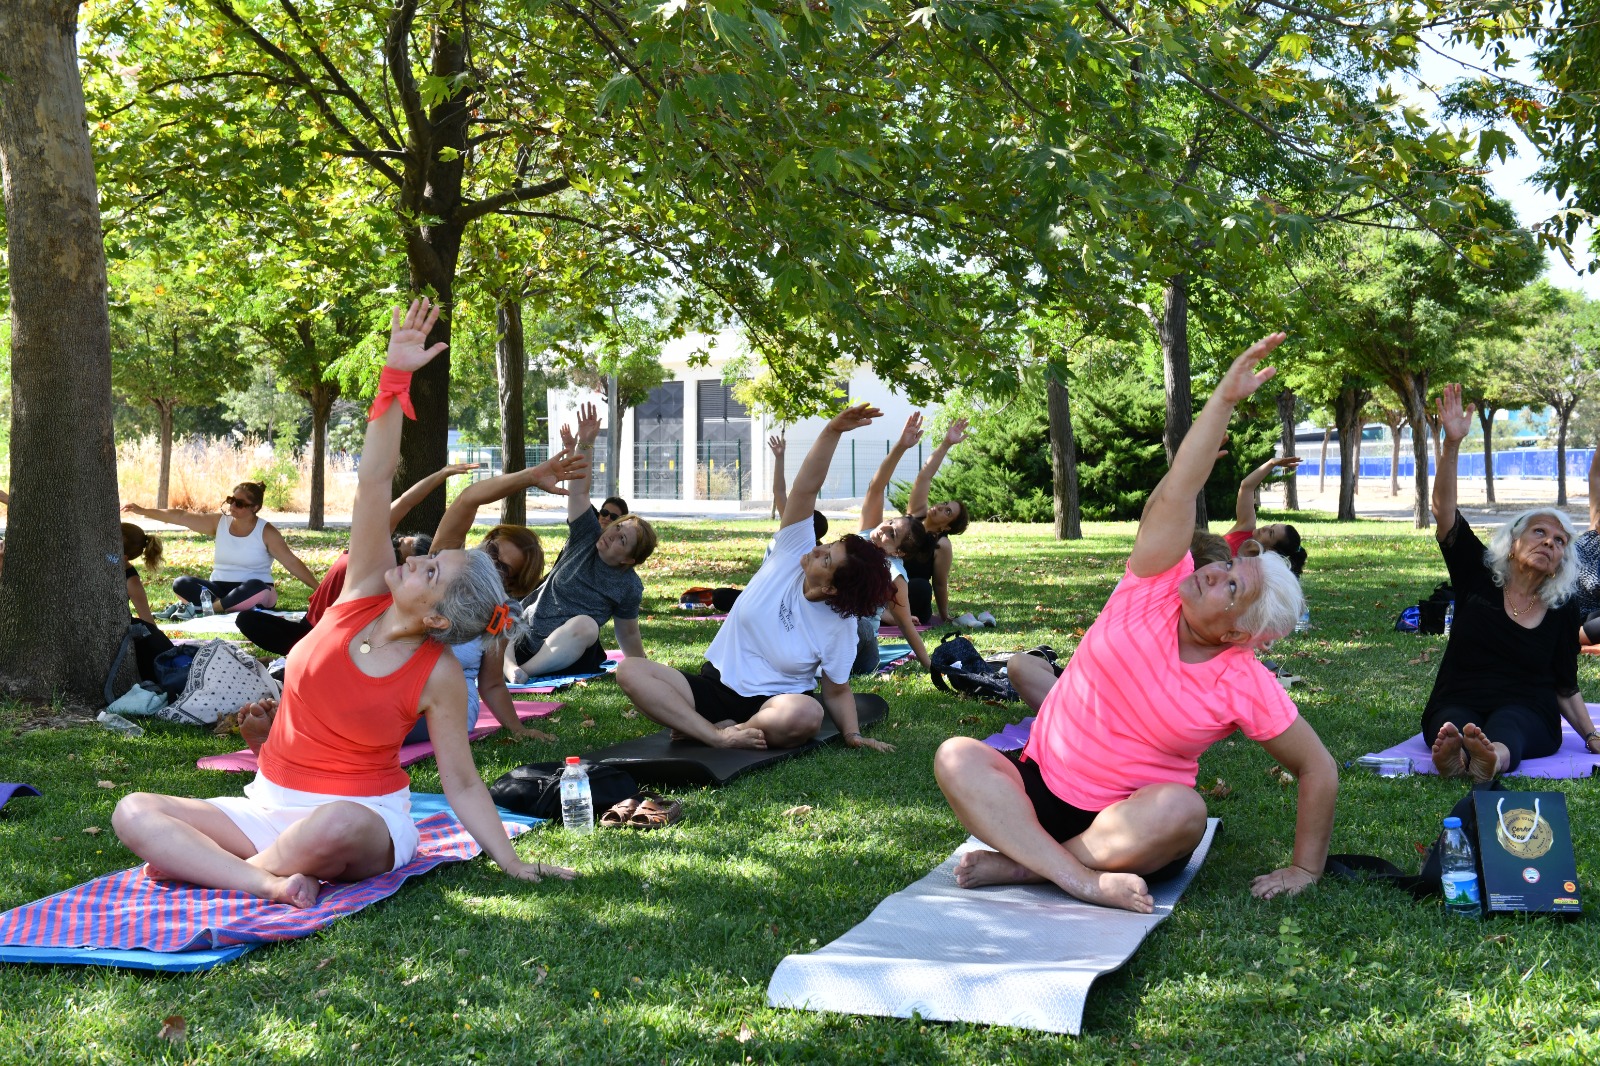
[1297,448,1595,481]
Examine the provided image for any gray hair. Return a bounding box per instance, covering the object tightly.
[1236,551,1305,647]
[1484,509,1579,608]
[431,549,532,647]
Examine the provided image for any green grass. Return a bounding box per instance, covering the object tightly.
[6,515,1600,1064]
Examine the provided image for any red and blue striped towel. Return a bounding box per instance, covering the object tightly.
[0,811,526,953]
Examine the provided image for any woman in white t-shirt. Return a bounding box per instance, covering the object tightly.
[616,405,898,752]
[852,413,935,675]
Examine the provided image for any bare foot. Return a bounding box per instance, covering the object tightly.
[268,872,320,909]
[1431,723,1468,777]
[143,862,178,882]
[954,848,1045,889]
[671,719,732,743]
[1461,723,1502,782]
[712,724,767,750]
[1075,870,1155,914]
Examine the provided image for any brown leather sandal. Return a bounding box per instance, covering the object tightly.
[600,796,642,827]
[627,792,683,830]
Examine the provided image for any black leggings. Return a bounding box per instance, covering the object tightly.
[1423,703,1561,772]
[1583,609,1600,645]
[907,578,933,624]
[235,609,313,656]
[173,576,274,611]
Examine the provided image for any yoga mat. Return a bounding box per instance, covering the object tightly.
[983,716,1037,752]
[1363,714,1600,779]
[767,818,1220,1035]
[0,794,538,972]
[160,610,306,638]
[0,783,41,812]
[586,693,890,787]
[505,652,621,694]
[876,643,913,673]
[196,701,562,772]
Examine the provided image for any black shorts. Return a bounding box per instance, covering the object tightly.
[1004,749,1193,883]
[511,634,608,676]
[680,662,800,725]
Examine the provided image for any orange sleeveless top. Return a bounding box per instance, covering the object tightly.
[258,594,446,796]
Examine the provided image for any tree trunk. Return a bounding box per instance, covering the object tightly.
[1333,387,1368,521]
[1276,390,1299,510]
[1319,428,1330,494]
[607,374,622,501]
[1398,374,1432,529]
[156,402,174,508]
[1353,427,1362,495]
[306,383,335,531]
[1154,275,1206,524]
[0,0,137,702]
[1557,403,1574,507]
[1046,370,1082,539]
[496,300,528,527]
[1478,404,1497,504]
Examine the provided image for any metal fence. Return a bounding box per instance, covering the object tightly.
[458,445,555,497]
[697,440,750,501]
[1298,447,1596,481]
[634,441,682,500]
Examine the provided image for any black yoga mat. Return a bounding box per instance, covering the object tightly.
[585,693,889,787]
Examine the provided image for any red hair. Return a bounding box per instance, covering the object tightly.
[825,536,897,620]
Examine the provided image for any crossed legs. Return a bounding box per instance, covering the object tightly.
[505,614,600,681]
[933,736,1207,914]
[112,791,395,908]
[616,658,825,750]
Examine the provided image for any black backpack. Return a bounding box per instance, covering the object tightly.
[1415,582,1455,635]
[488,761,638,820]
[929,634,1023,702]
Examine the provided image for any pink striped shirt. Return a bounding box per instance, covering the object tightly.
[1022,553,1297,811]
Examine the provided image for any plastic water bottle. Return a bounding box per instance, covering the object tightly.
[1440,816,1480,917]
[1295,603,1311,633]
[560,756,594,835]
[200,588,215,616]
[1444,601,1454,637]
[97,711,145,738]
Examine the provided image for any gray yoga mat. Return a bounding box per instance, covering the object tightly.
[767,818,1219,1036]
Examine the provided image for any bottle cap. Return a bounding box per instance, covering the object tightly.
[565,756,581,765]
[1443,816,1462,829]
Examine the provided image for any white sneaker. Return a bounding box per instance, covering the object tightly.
[954,612,981,628]
[977,611,997,627]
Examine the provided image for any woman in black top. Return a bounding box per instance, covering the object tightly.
[1428,384,1600,779]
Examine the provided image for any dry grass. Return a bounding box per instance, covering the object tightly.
[116,435,359,516]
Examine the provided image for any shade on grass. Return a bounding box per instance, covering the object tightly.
[4,516,1600,1063]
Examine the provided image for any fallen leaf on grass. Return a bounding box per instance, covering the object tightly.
[581,718,596,729]
[737,1024,754,1044]
[402,975,423,987]
[83,826,102,836]
[50,836,63,842]
[316,957,334,971]
[782,805,813,821]
[97,780,116,789]
[621,709,638,719]
[1198,777,1232,799]
[312,987,334,999]
[534,966,548,984]
[158,1016,186,1044]
[1485,934,1512,944]
[957,715,980,725]
[1407,650,1432,665]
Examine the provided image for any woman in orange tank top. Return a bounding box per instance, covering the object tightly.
[113,299,589,908]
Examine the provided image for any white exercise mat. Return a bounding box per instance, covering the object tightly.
[157,610,304,636]
[767,818,1219,1036]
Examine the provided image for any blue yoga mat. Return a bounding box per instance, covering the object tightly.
[0,794,540,972]
[0,783,40,812]
[505,657,619,693]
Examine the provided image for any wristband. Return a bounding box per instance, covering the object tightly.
[368,366,417,422]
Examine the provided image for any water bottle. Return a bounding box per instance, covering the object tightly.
[1440,815,1480,917]
[200,588,215,616]
[97,711,145,738]
[1295,603,1311,633]
[1444,601,1454,637]
[560,756,594,835]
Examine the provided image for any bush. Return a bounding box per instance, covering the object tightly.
[888,386,1052,522]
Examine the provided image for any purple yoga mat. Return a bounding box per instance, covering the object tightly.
[983,717,1036,752]
[1365,713,1600,779]
[196,700,562,772]
[0,784,41,812]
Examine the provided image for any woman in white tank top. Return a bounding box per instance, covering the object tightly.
[123,481,319,613]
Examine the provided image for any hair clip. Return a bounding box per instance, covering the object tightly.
[485,602,513,636]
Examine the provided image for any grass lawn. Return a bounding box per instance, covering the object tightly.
[5,514,1600,1064]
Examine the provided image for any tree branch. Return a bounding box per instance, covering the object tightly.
[277,0,404,152]
[456,176,574,223]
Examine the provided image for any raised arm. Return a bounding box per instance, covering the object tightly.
[0,487,8,506]
[342,299,449,600]
[769,434,788,518]
[430,454,586,551]
[863,413,923,529]
[1431,383,1473,543]
[393,463,479,533]
[1231,457,1302,534]
[1130,333,1285,578]
[566,403,599,521]
[120,503,221,537]
[262,524,319,590]
[907,418,967,517]
[785,404,882,528]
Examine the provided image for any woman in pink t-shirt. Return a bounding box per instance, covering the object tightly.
[934,334,1339,914]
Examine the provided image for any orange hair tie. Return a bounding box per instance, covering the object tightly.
[485,603,513,636]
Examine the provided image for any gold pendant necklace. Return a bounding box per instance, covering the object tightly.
[359,617,418,655]
[1510,591,1536,618]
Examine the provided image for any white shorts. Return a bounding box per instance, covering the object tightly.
[207,774,420,871]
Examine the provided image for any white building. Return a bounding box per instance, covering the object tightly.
[545,334,936,513]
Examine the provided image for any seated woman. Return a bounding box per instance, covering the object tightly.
[121,522,165,626]
[123,482,318,613]
[113,298,577,907]
[903,419,970,623]
[505,403,654,681]
[598,496,629,529]
[1224,456,1307,575]
[933,334,1337,914]
[615,404,897,752]
[1571,452,1600,646]
[852,412,935,675]
[1423,384,1599,779]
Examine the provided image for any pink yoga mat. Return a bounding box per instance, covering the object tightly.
[196,700,562,772]
[1364,713,1600,779]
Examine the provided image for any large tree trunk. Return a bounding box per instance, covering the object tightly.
[1047,370,1082,539]
[1334,388,1367,521]
[1154,275,1206,524]
[0,0,137,702]
[1557,403,1574,507]
[1276,390,1298,510]
[156,402,174,508]
[1397,373,1432,529]
[306,383,336,531]
[496,300,527,527]
[1478,404,1497,504]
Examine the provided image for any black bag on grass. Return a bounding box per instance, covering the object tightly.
[488,761,638,820]
[929,634,1020,703]
[1414,582,1454,635]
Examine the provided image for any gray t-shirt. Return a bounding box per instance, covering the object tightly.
[523,507,643,639]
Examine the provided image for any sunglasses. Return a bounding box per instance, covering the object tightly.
[599,509,623,522]
[222,495,257,508]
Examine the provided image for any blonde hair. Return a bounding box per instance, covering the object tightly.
[121,522,163,572]
[618,514,657,565]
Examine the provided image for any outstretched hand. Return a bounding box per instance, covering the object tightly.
[1269,457,1303,471]
[439,462,482,478]
[1215,333,1287,406]
[528,449,589,494]
[386,298,449,372]
[768,434,786,459]
[942,417,969,448]
[504,858,578,883]
[826,403,883,434]
[1251,864,1318,900]
[897,412,925,451]
[1437,383,1475,444]
[559,422,577,453]
[575,402,601,446]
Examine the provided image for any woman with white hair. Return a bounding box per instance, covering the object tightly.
[933,334,1337,913]
[1426,384,1599,780]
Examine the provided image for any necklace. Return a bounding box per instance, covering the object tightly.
[358,616,422,655]
[1508,589,1539,618]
